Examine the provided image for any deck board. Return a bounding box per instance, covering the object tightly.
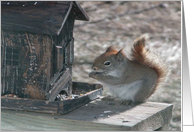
[1,98,173,131]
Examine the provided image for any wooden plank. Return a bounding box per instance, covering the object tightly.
[73,81,99,91]
[1,101,173,131]
[60,100,173,131]
[1,109,130,131]
[46,69,71,101]
[50,71,64,87]
[1,97,59,114]
[23,33,53,99]
[59,88,103,114]
[72,1,90,21]
[69,38,74,66]
[55,46,63,72]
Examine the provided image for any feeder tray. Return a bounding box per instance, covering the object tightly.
[1,81,103,114]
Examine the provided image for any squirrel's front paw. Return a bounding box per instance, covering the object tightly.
[89,72,100,79]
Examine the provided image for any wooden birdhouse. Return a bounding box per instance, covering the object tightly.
[1,1,102,114]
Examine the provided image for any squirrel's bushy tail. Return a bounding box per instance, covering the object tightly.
[131,35,168,90]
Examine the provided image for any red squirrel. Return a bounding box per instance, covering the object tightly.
[89,35,168,104]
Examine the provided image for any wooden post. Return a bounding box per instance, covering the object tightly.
[55,46,63,72]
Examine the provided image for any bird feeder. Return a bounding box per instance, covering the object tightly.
[1,1,102,114]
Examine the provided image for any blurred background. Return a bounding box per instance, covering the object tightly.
[72,1,181,131]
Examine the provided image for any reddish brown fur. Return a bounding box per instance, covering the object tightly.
[93,46,118,67]
[131,35,168,95]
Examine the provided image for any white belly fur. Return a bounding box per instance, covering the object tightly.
[103,80,144,101]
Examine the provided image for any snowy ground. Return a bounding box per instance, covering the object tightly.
[72,1,181,131]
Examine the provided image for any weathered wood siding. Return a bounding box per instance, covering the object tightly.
[53,11,75,73]
[51,11,75,98]
[1,10,75,100]
[1,30,53,99]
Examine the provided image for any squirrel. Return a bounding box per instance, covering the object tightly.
[89,35,168,104]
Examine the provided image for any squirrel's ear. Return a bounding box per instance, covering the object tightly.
[115,49,125,61]
[106,46,118,53]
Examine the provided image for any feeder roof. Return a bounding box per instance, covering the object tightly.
[1,1,90,35]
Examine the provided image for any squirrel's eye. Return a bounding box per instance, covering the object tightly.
[104,61,111,66]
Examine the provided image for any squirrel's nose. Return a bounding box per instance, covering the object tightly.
[92,66,97,71]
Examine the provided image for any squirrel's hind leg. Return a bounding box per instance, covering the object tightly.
[120,100,143,106]
[120,100,133,106]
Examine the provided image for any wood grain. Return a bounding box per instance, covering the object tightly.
[1,101,173,131]
[46,69,71,101]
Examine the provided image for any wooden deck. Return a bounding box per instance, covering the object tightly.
[1,97,173,131]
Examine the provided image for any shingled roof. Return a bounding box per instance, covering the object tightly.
[1,1,90,35]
